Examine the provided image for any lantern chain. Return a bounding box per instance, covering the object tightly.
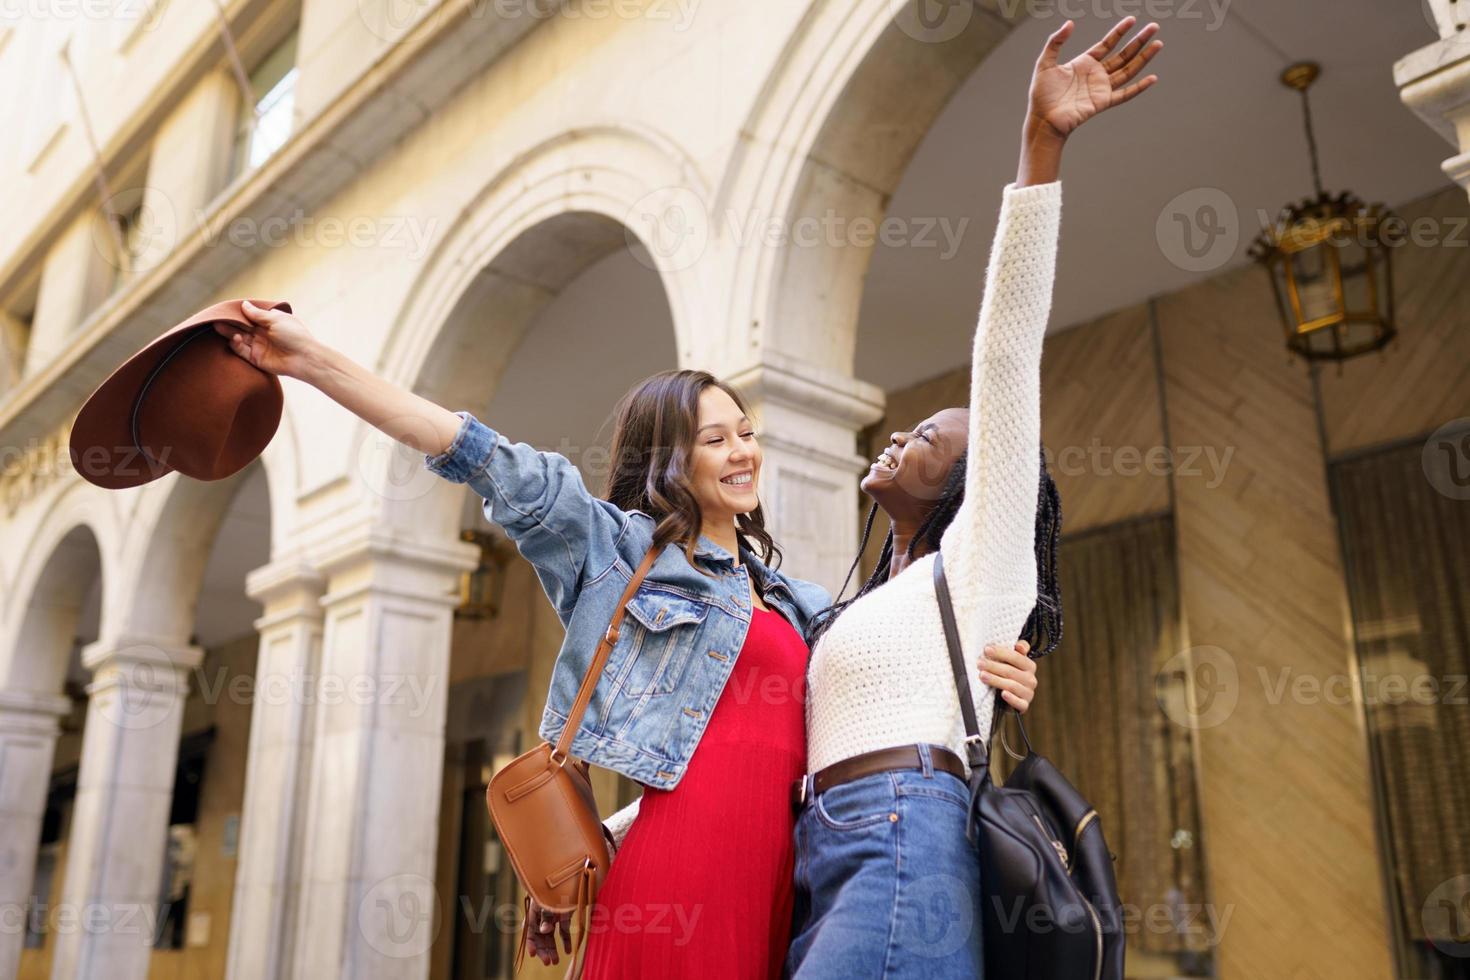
[1297,86,1325,199]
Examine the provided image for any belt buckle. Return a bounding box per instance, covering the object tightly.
[793,774,809,809]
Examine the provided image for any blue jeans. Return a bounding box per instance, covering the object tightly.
[785,744,984,979]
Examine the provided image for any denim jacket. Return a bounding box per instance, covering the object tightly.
[423,410,833,791]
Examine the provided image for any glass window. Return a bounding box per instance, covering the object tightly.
[231,26,299,179]
[1331,429,1470,978]
[103,187,150,294]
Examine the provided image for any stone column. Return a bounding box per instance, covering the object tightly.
[48,636,204,980]
[1396,8,1470,198]
[224,559,325,980]
[288,527,477,980]
[0,689,72,978]
[724,351,885,597]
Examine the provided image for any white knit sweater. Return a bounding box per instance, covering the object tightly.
[603,179,1061,846]
[804,179,1061,775]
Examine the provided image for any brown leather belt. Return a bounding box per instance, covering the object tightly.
[791,744,967,809]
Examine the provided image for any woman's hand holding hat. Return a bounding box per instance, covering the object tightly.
[214,299,322,380]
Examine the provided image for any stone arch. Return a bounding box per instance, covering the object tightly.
[0,480,115,692]
[719,0,1019,373]
[109,458,275,643]
[369,124,709,536]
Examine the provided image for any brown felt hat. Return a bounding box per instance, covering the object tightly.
[69,299,292,489]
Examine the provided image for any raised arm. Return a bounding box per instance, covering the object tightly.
[218,301,465,456]
[936,181,1060,599]
[940,17,1162,624]
[217,304,630,617]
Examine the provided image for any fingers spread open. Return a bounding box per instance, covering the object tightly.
[1109,38,1163,89]
[1102,22,1158,73]
[1036,19,1074,71]
[1109,73,1159,108]
[1085,15,1136,62]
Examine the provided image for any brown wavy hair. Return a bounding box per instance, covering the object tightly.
[602,370,781,572]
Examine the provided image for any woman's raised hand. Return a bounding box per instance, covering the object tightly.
[214,299,323,380]
[1027,17,1162,141]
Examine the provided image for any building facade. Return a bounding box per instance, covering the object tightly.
[1,1,1468,979]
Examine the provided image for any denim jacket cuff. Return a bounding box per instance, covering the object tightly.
[424,410,499,484]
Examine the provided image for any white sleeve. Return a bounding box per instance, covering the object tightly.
[602,795,642,853]
[937,180,1061,693]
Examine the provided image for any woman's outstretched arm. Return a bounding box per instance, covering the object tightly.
[939,17,1162,687]
[216,302,463,455]
[217,302,631,619]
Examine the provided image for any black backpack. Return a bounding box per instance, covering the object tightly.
[933,552,1125,980]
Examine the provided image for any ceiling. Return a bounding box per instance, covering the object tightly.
[487,0,1454,465]
[855,0,1453,391]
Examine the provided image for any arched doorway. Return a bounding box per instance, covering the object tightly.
[418,215,679,980]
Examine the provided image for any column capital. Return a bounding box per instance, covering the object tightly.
[724,351,885,433]
[0,689,73,735]
[79,634,204,676]
[246,554,328,632]
[246,554,327,604]
[1396,33,1470,196]
[309,521,480,611]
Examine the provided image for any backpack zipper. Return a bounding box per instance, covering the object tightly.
[1030,812,1102,980]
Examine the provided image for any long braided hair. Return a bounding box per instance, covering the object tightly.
[804,444,1063,658]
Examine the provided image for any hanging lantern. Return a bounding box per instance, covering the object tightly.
[457,529,510,620]
[1249,63,1398,363]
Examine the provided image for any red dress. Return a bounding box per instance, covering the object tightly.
[580,607,809,979]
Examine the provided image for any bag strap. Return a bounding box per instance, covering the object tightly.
[933,550,1004,771]
[552,545,664,761]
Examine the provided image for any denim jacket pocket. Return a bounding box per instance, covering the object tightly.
[609,588,712,698]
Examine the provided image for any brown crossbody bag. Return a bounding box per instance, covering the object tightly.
[486,544,662,979]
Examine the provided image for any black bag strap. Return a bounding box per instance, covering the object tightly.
[933,550,998,771]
